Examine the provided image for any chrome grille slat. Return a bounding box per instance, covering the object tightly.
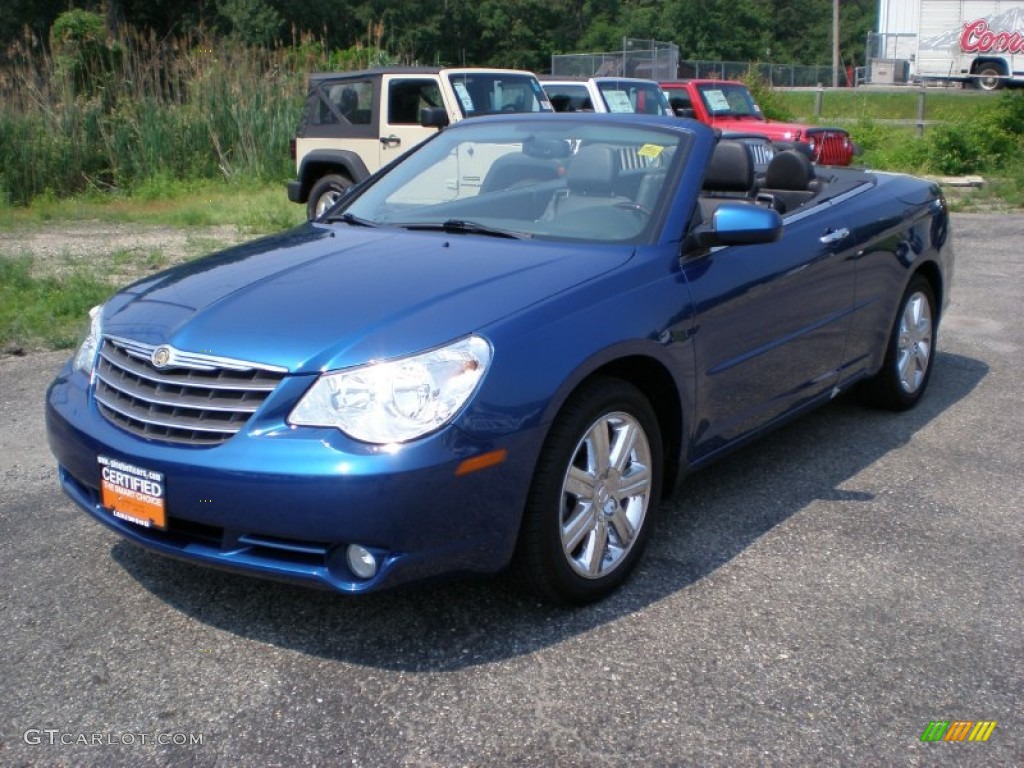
[806,129,848,165]
[99,342,281,391]
[616,146,657,171]
[95,364,263,413]
[94,386,249,433]
[747,143,772,166]
[94,371,261,415]
[94,338,286,446]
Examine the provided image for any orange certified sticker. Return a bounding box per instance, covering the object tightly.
[98,456,166,530]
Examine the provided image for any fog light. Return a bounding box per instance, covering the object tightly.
[346,544,378,579]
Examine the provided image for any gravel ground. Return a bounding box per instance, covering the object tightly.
[0,221,252,281]
[1,221,258,357]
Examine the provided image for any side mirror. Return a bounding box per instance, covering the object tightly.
[688,203,783,249]
[420,107,450,129]
[674,107,696,119]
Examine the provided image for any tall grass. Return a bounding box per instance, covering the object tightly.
[0,27,314,206]
[6,20,1024,212]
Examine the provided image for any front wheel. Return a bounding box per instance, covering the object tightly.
[513,377,662,605]
[306,174,353,220]
[859,275,937,411]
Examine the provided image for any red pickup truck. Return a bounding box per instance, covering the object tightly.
[661,79,856,166]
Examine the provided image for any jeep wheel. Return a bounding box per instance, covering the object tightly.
[307,174,353,220]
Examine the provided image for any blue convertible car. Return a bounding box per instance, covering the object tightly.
[46,114,953,604]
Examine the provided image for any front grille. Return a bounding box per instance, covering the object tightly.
[616,146,662,171]
[93,337,287,446]
[807,129,850,165]
[745,141,774,168]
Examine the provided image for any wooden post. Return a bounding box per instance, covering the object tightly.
[917,87,926,137]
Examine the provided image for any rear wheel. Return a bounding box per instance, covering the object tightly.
[974,64,1004,91]
[307,174,353,220]
[513,377,662,605]
[859,275,937,410]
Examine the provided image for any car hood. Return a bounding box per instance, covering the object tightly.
[710,115,849,142]
[708,115,811,140]
[103,223,634,373]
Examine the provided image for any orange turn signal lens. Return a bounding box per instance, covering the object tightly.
[455,449,508,476]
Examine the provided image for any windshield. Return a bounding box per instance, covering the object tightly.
[543,84,594,112]
[596,80,673,115]
[696,83,763,119]
[339,118,690,244]
[445,73,552,117]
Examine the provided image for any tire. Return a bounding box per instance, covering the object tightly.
[306,174,352,220]
[513,376,662,605]
[974,64,1004,91]
[859,276,937,411]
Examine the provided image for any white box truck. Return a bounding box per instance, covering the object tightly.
[877,0,1024,90]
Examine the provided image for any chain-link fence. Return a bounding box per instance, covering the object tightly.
[551,39,679,80]
[679,60,855,87]
[551,40,855,87]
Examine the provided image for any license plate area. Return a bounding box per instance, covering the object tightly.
[98,455,166,530]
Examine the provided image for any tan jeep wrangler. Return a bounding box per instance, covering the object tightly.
[287,66,554,219]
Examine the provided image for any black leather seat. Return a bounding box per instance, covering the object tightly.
[757,149,818,213]
[480,154,561,193]
[699,139,755,219]
[544,144,628,219]
[702,139,755,196]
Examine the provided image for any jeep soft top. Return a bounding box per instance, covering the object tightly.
[289,67,553,218]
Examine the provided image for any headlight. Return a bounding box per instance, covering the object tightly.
[73,305,103,375]
[289,335,492,444]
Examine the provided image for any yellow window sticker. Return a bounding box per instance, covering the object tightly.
[638,144,664,159]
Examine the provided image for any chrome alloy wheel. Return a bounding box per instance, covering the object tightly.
[315,188,344,218]
[896,290,933,394]
[559,411,653,579]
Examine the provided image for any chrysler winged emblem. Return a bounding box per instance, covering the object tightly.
[151,345,173,368]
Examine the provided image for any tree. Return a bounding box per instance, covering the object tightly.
[659,0,774,61]
[218,0,282,45]
[0,0,876,70]
[49,9,122,97]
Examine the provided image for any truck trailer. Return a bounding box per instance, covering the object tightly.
[878,0,1024,89]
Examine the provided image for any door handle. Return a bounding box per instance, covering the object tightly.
[380,135,401,148]
[819,227,849,244]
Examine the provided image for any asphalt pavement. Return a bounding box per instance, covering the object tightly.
[0,213,1020,767]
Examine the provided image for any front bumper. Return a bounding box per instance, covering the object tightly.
[45,361,539,593]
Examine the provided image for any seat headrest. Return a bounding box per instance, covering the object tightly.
[703,140,754,193]
[765,149,815,191]
[567,144,619,195]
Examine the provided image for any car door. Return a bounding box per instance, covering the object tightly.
[681,206,859,459]
[380,75,444,167]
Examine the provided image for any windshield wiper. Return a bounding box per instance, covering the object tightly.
[400,219,530,239]
[327,211,377,227]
